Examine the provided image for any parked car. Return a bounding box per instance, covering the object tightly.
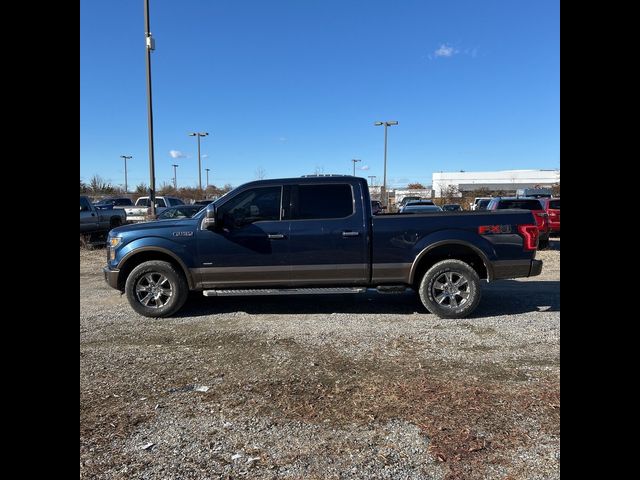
[104,176,543,319]
[124,196,185,223]
[156,205,204,220]
[486,197,550,248]
[371,200,383,215]
[194,199,215,206]
[398,200,435,213]
[400,204,443,214]
[538,197,560,234]
[442,204,462,212]
[471,197,492,210]
[93,197,134,209]
[80,195,126,234]
[398,196,422,208]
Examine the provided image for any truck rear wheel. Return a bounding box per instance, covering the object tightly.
[125,260,188,318]
[418,259,481,319]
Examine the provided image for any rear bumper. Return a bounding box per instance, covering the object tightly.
[103,266,120,290]
[492,259,543,280]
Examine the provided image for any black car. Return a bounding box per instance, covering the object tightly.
[442,204,462,211]
[194,199,215,206]
[93,197,134,209]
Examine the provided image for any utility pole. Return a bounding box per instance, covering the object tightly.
[143,0,157,217]
[120,155,132,192]
[374,121,399,208]
[351,158,361,176]
[172,164,178,189]
[205,168,210,189]
[188,132,209,190]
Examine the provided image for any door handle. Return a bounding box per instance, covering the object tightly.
[267,233,286,240]
[342,231,360,237]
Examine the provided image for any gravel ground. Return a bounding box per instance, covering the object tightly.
[80,239,559,479]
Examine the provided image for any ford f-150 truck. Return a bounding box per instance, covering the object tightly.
[104,176,542,319]
[80,195,126,234]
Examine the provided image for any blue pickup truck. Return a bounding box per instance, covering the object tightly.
[104,176,542,319]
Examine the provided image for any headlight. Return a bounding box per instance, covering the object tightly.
[109,237,122,248]
[108,237,122,261]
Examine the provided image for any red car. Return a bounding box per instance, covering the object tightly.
[486,197,550,249]
[539,198,560,234]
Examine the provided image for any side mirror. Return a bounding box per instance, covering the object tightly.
[202,204,217,229]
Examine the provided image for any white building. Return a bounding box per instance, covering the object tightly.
[432,169,560,197]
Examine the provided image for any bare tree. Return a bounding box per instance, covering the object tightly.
[407,182,425,189]
[255,166,266,180]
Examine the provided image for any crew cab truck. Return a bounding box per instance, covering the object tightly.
[80,195,126,234]
[104,176,542,319]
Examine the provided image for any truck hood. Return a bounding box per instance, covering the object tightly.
[110,218,199,236]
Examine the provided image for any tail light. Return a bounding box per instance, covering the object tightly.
[518,224,539,251]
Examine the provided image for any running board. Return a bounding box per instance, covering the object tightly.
[376,285,408,294]
[203,287,367,297]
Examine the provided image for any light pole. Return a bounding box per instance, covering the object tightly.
[351,158,361,176]
[172,164,178,189]
[205,168,210,189]
[143,0,157,217]
[374,120,398,208]
[188,132,209,190]
[120,155,132,192]
[367,175,376,186]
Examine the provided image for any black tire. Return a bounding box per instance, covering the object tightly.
[538,238,549,249]
[125,260,188,318]
[418,259,481,319]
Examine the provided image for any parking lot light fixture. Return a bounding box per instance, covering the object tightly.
[188,132,209,190]
[374,121,399,208]
[172,164,178,189]
[120,155,132,192]
[351,158,361,176]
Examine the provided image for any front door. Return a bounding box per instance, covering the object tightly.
[196,185,291,288]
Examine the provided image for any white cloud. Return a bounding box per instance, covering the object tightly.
[201,154,209,159]
[169,150,187,159]
[434,44,457,58]
[278,137,287,143]
[359,165,370,171]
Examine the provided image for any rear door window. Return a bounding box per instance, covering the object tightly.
[549,200,560,209]
[292,184,354,219]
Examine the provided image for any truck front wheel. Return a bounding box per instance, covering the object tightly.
[418,259,481,319]
[125,260,188,318]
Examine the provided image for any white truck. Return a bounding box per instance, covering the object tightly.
[124,196,185,223]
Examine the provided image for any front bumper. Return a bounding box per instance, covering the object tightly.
[103,266,120,290]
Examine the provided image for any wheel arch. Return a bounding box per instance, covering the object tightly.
[409,240,493,288]
[116,247,195,291]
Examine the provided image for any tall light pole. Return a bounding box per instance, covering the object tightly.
[351,158,361,176]
[205,168,211,189]
[172,164,178,189]
[374,121,398,208]
[144,0,157,217]
[120,155,132,192]
[188,132,209,190]
[367,175,376,186]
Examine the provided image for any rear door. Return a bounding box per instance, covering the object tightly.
[287,182,369,286]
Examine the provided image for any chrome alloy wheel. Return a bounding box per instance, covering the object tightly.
[431,271,470,309]
[135,273,173,308]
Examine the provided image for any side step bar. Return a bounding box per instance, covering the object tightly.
[203,287,367,297]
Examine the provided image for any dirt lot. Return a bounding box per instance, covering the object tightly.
[80,240,559,479]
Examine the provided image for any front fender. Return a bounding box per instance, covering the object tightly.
[116,237,197,288]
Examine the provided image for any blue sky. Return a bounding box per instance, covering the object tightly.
[80,0,559,190]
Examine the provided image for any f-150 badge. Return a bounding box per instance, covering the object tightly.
[172,231,194,237]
